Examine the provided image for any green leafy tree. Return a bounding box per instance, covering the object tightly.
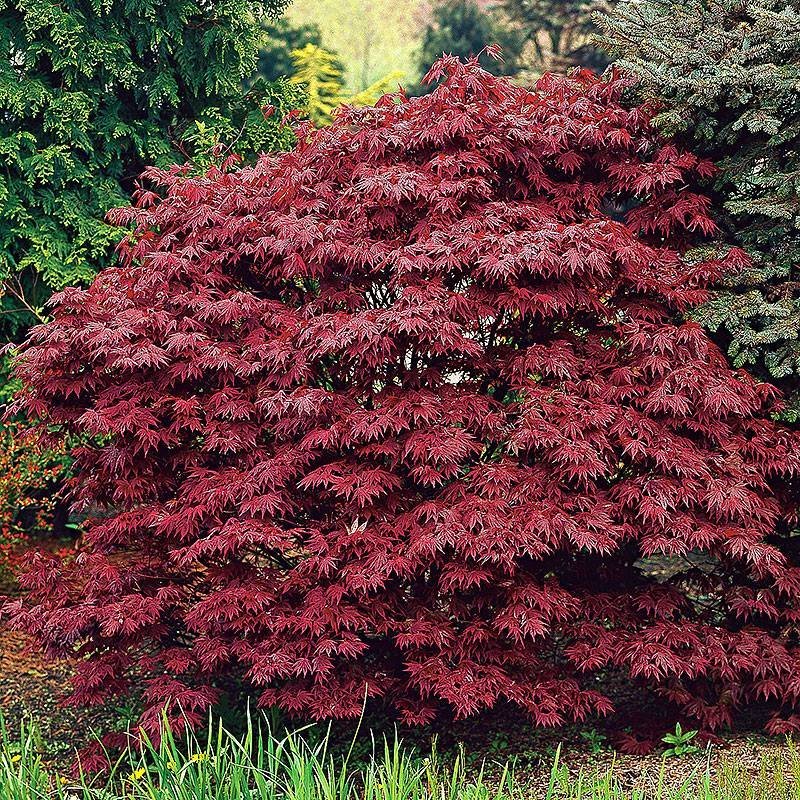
[412,0,526,94]
[599,0,800,417]
[501,0,611,73]
[290,43,403,126]
[0,0,301,343]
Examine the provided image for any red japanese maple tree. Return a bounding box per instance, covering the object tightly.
[7,56,800,738]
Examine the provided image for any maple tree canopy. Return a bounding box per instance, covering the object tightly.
[7,56,800,747]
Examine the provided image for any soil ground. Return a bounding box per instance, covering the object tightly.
[0,629,122,766]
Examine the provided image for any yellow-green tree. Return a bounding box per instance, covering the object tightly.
[290,44,403,126]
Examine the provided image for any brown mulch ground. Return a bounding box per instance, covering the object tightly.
[0,629,123,766]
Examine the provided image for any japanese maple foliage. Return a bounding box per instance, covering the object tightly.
[7,56,800,737]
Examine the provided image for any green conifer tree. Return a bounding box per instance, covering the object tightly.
[290,44,348,125]
[0,0,301,342]
[599,0,800,417]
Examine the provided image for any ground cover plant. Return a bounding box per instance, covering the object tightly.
[6,55,800,749]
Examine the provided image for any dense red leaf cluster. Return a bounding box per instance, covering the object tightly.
[7,57,800,737]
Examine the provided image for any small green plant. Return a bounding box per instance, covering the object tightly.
[488,732,511,755]
[661,723,700,758]
[579,729,607,755]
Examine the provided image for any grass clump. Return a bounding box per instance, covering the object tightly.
[1,714,799,800]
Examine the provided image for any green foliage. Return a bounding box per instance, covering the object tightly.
[290,44,347,125]
[578,730,606,755]
[500,0,611,73]
[412,0,526,95]
[346,72,406,112]
[599,0,800,417]
[661,724,700,759]
[290,44,403,126]
[0,0,299,343]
